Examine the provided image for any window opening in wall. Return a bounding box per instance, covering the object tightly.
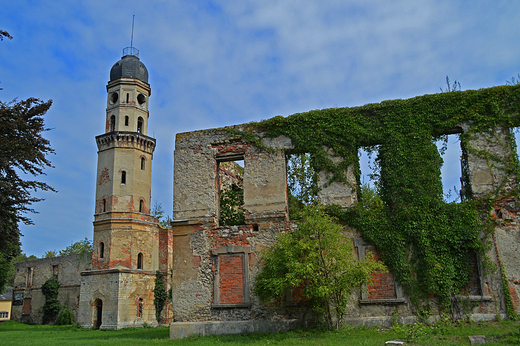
[0,312,8,318]
[141,157,145,170]
[139,200,144,213]
[137,117,143,133]
[110,115,116,132]
[357,147,383,208]
[99,242,104,259]
[126,93,129,103]
[121,171,126,184]
[286,153,318,220]
[125,116,129,126]
[137,253,143,269]
[137,93,145,105]
[137,298,143,317]
[53,265,58,276]
[27,267,33,287]
[102,199,106,213]
[436,134,463,203]
[218,157,244,226]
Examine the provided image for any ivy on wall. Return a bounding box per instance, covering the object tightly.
[239,85,520,317]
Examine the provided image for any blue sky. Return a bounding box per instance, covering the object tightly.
[1,1,520,257]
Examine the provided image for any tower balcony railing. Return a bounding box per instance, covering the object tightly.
[123,47,139,57]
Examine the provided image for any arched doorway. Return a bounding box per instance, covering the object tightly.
[93,299,103,329]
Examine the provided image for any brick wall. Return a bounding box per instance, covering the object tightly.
[366,248,397,299]
[218,254,245,304]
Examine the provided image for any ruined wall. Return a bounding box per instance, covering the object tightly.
[170,123,516,326]
[11,254,91,324]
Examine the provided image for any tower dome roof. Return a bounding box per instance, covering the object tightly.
[110,51,148,83]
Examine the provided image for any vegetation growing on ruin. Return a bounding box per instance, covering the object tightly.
[219,183,245,226]
[254,205,385,329]
[244,85,520,318]
[41,275,60,324]
[154,270,167,323]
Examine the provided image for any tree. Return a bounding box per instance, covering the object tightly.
[286,153,319,219]
[153,270,167,323]
[151,200,173,228]
[0,97,54,292]
[44,250,57,258]
[254,205,385,329]
[0,30,12,41]
[59,238,92,256]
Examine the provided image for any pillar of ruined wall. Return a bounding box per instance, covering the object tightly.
[317,147,357,208]
[463,123,520,315]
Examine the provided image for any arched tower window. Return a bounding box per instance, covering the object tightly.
[137,253,143,269]
[110,115,116,132]
[137,117,143,133]
[139,200,144,213]
[121,171,126,184]
[99,242,104,259]
[125,116,129,126]
[102,199,106,213]
[126,93,129,103]
[141,157,145,170]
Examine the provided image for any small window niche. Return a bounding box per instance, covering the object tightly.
[137,117,143,133]
[125,116,129,126]
[110,115,116,132]
[218,156,245,226]
[102,199,106,213]
[139,199,144,213]
[436,134,463,202]
[137,298,143,317]
[99,242,104,259]
[137,253,143,269]
[121,171,126,185]
[286,153,318,220]
[141,157,145,171]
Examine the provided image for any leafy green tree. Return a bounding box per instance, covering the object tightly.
[153,270,167,323]
[151,200,172,228]
[42,275,60,324]
[59,238,92,256]
[254,205,385,329]
[43,250,57,258]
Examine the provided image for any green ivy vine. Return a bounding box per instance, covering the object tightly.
[237,85,520,317]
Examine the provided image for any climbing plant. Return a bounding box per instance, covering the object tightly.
[153,270,167,323]
[242,85,520,317]
[41,275,60,324]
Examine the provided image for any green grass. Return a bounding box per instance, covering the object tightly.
[0,320,519,346]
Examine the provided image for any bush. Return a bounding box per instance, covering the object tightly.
[55,308,74,325]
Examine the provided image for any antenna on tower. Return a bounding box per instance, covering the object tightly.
[130,15,135,49]
[123,15,139,57]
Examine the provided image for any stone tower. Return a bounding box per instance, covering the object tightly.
[78,48,166,329]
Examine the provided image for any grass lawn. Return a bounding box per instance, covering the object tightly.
[0,320,519,346]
